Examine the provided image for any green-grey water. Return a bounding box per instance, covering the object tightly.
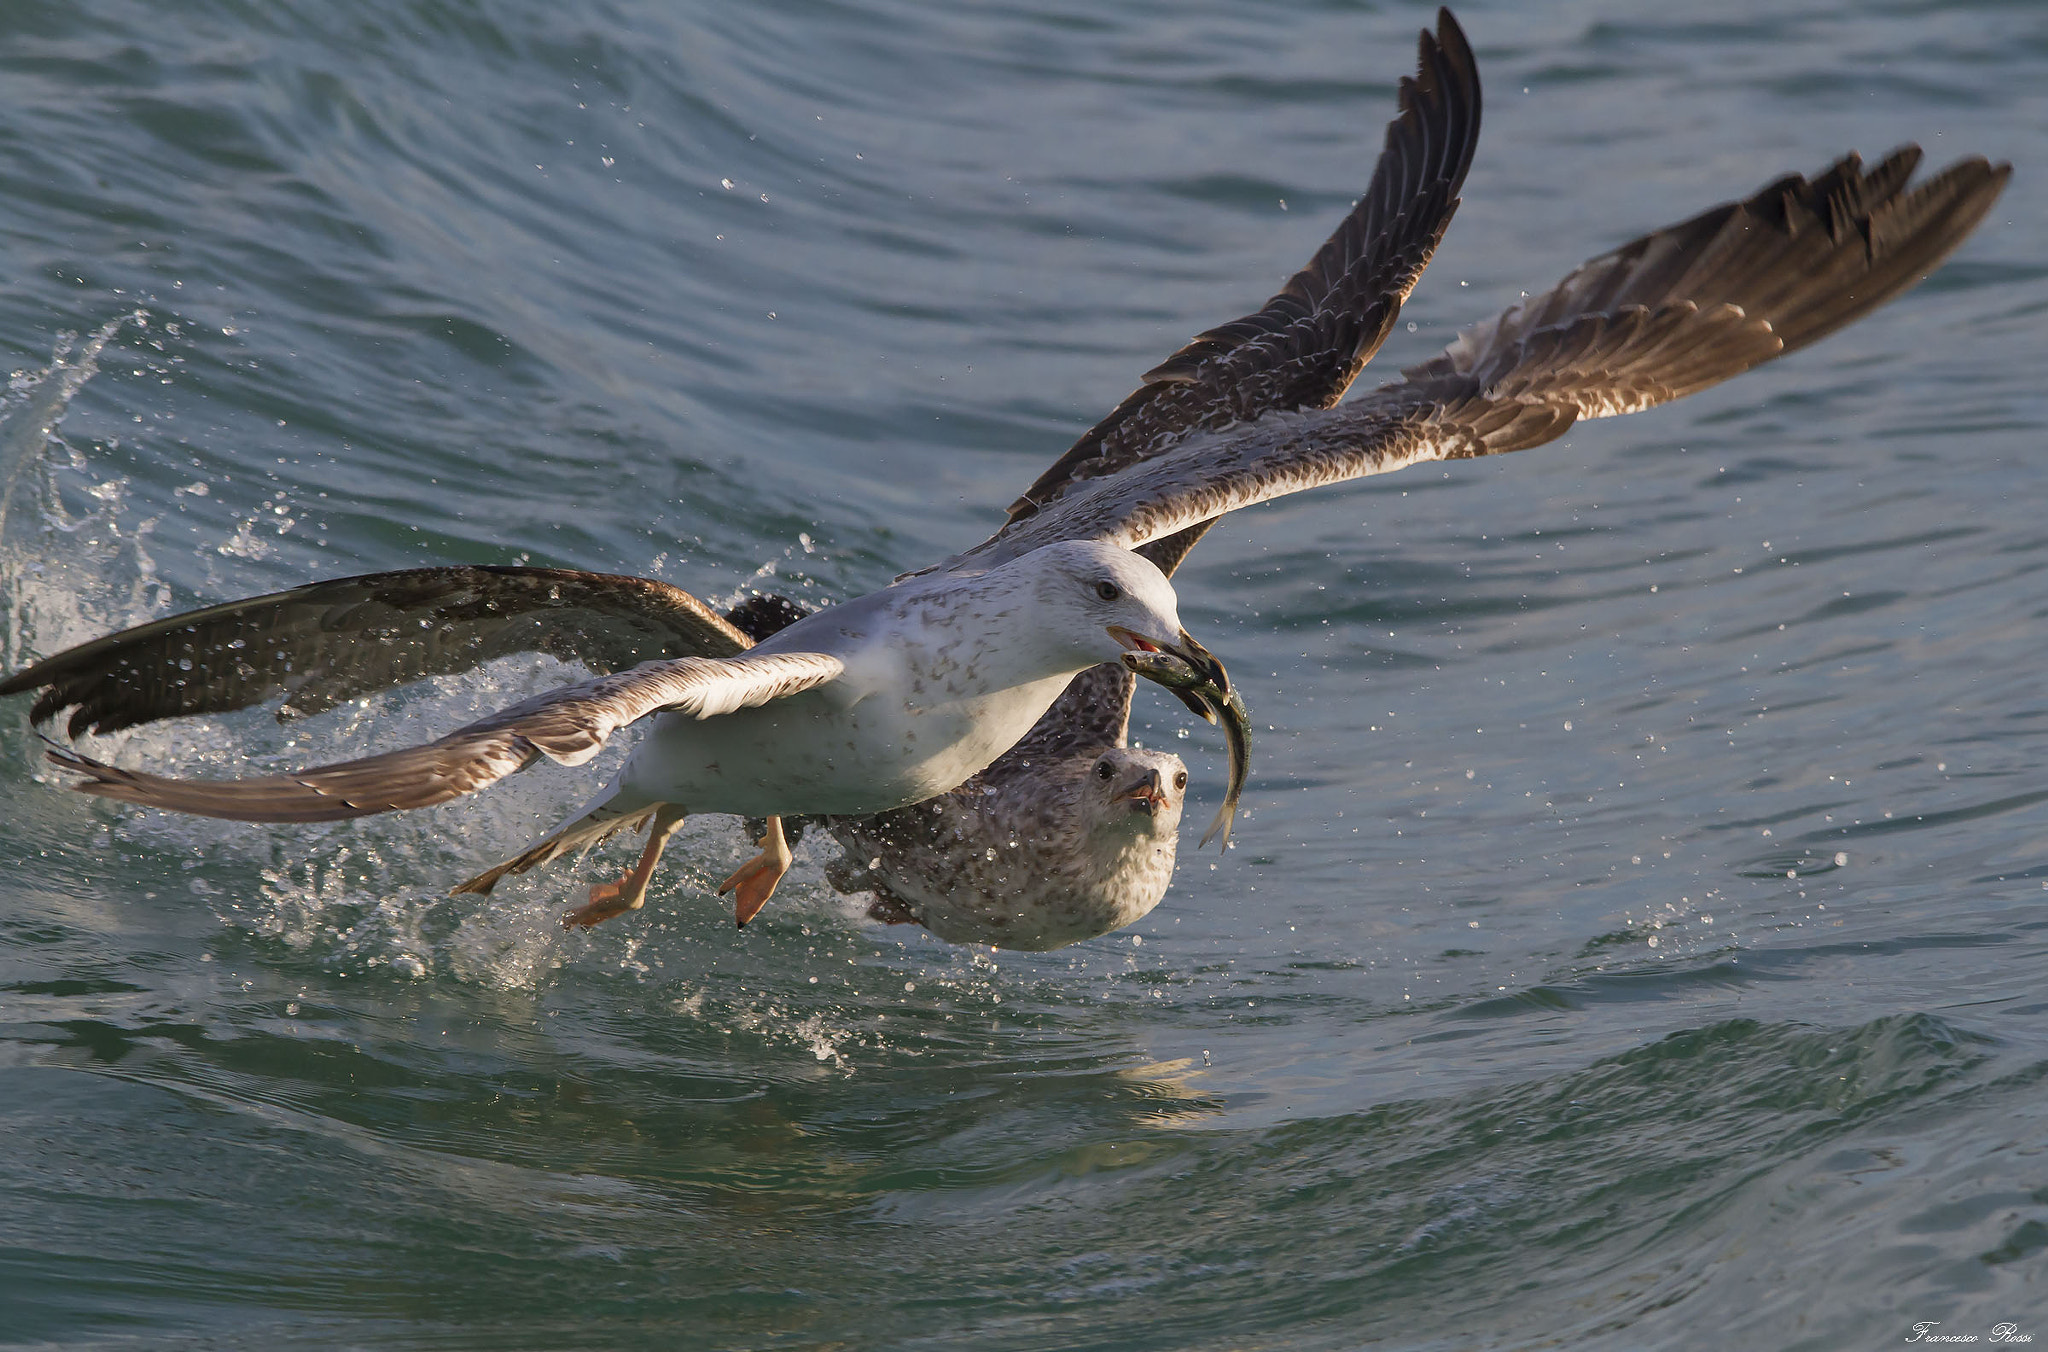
[2,1,2044,1347]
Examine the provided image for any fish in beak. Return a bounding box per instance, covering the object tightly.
[1105,626,1230,711]
[1111,628,1251,850]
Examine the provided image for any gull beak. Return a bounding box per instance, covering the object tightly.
[1106,625,1227,688]
[1165,628,1228,695]
[1108,625,1230,724]
[1105,624,1164,655]
[1113,767,1170,815]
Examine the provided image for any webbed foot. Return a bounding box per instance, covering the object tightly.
[720,816,793,928]
[560,804,686,930]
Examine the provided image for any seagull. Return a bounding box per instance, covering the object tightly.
[827,741,1192,951]
[1,8,2009,941]
[823,649,1244,949]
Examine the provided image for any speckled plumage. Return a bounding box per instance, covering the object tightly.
[827,745,1187,951]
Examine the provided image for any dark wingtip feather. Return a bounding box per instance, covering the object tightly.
[992,6,1483,533]
[1396,144,2009,440]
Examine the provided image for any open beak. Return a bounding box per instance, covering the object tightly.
[1106,624,1164,656]
[1113,767,1170,815]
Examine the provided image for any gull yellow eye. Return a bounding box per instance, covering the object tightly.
[1095,579,1121,602]
[1095,760,1114,780]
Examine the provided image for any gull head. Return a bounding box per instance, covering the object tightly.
[1083,746,1188,834]
[1018,540,1190,667]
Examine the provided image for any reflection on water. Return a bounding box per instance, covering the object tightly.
[2,0,2046,1346]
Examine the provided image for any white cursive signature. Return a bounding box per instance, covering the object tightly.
[1907,1324,2034,1345]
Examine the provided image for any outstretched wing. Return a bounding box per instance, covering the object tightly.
[0,565,754,738]
[955,148,2010,569]
[981,8,1481,762]
[1003,8,1481,534]
[46,650,843,824]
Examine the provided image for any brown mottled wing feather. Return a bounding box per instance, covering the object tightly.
[955,150,2009,568]
[0,566,754,738]
[999,7,1481,528]
[990,663,1138,769]
[45,651,843,824]
[1400,146,2007,407]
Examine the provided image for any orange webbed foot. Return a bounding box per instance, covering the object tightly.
[560,805,686,930]
[719,816,793,928]
[562,878,638,930]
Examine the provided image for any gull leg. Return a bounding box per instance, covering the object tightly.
[719,815,793,928]
[564,804,687,930]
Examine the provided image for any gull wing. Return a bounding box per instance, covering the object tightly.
[1003,9,1480,540]
[0,565,754,738]
[956,148,2010,569]
[45,650,843,823]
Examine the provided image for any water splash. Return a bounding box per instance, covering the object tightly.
[0,311,160,672]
